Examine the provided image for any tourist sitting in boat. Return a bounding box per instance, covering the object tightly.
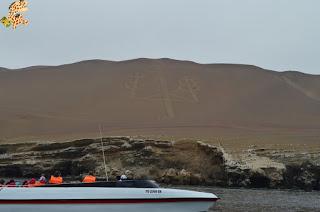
[120,174,128,181]
[120,170,133,181]
[23,178,44,187]
[49,171,63,184]
[82,171,96,183]
[22,180,29,186]
[27,178,36,187]
[39,173,47,184]
[5,179,16,187]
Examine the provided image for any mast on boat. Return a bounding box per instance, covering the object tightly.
[99,124,109,181]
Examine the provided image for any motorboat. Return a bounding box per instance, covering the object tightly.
[0,180,219,212]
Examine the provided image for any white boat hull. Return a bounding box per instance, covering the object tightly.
[0,202,215,212]
[0,187,218,212]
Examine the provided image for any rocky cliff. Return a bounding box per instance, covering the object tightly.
[0,138,319,190]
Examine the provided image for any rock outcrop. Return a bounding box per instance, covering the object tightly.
[0,138,319,190]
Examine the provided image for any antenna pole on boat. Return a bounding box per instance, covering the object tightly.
[99,124,109,181]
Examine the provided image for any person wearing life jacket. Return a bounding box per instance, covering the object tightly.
[22,180,29,187]
[49,171,63,184]
[27,178,36,187]
[82,171,96,183]
[5,179,16,187]
[34,180,45,187]
[38,173,47,184]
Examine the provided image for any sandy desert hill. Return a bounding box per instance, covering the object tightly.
[0,58,319,145]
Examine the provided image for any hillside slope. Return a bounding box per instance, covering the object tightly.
[0,59,319,142]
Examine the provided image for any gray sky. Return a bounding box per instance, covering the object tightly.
[0,0,319,74]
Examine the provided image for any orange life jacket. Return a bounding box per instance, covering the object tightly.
[82,175,96,183]
[27,183,35,187]
[33,181,45,187]
[49,176,63,184]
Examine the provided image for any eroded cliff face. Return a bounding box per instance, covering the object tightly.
[0,138,319,190]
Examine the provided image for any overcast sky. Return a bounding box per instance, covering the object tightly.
[0,0,319,74]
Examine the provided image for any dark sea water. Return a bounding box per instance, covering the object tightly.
[180,186,320,212]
